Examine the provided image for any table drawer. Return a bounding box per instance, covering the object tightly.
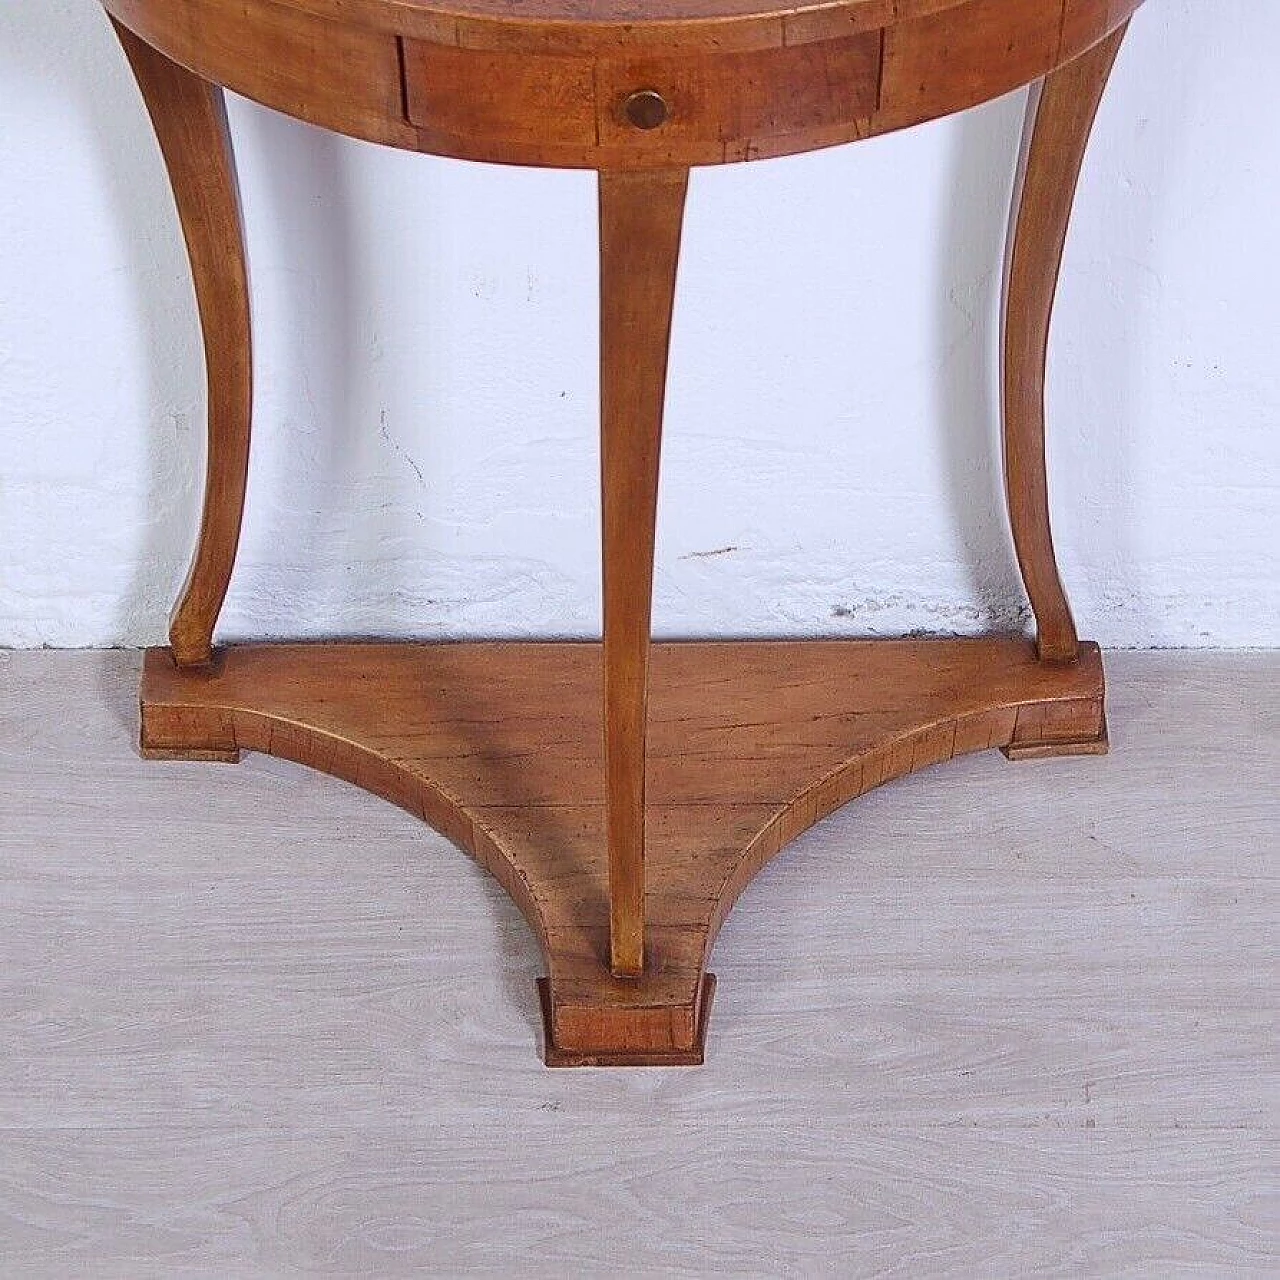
[402,32,884,168]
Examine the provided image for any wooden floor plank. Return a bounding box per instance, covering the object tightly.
[0,649,1275,1274]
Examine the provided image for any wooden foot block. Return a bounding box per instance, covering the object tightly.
[1000,678,1109,759]
[538,975,715,1068]
[1002,713,1110,760]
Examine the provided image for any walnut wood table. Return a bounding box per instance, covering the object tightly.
[107,0,1144,1065]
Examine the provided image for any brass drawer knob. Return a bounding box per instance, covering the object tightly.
[623,89,670,131]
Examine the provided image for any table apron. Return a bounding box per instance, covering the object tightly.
[101,0,1142,167]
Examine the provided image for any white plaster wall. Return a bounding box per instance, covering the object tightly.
[1,0,1276,650]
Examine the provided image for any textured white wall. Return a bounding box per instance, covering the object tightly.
[1,1,1276,650]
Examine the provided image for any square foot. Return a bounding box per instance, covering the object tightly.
[1002,714,1110,761]
[538,975,716,1068]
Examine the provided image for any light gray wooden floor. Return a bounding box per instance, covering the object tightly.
[0,650,1275,1277]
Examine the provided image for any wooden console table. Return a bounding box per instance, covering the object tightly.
[106,0,1143,1065]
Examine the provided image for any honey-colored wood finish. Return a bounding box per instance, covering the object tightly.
[141,638,1106,1064]
[104,0,1150,1062]
[111,19,253,668]
[598,170,689,977]
[1003,24,1128,663]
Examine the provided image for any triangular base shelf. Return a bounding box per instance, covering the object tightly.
[141,638,1106,1066]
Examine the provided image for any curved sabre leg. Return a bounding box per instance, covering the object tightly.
[1002,25,1128,664]
[112,20,253,668]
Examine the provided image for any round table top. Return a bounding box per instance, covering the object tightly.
[399,0,894,16]
[284,0,973,50]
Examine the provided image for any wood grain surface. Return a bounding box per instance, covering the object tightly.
[1,649,1275,1272]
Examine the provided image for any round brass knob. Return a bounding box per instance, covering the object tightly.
[623,89,670,131]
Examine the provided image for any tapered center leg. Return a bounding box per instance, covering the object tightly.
[599,169,690,978]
